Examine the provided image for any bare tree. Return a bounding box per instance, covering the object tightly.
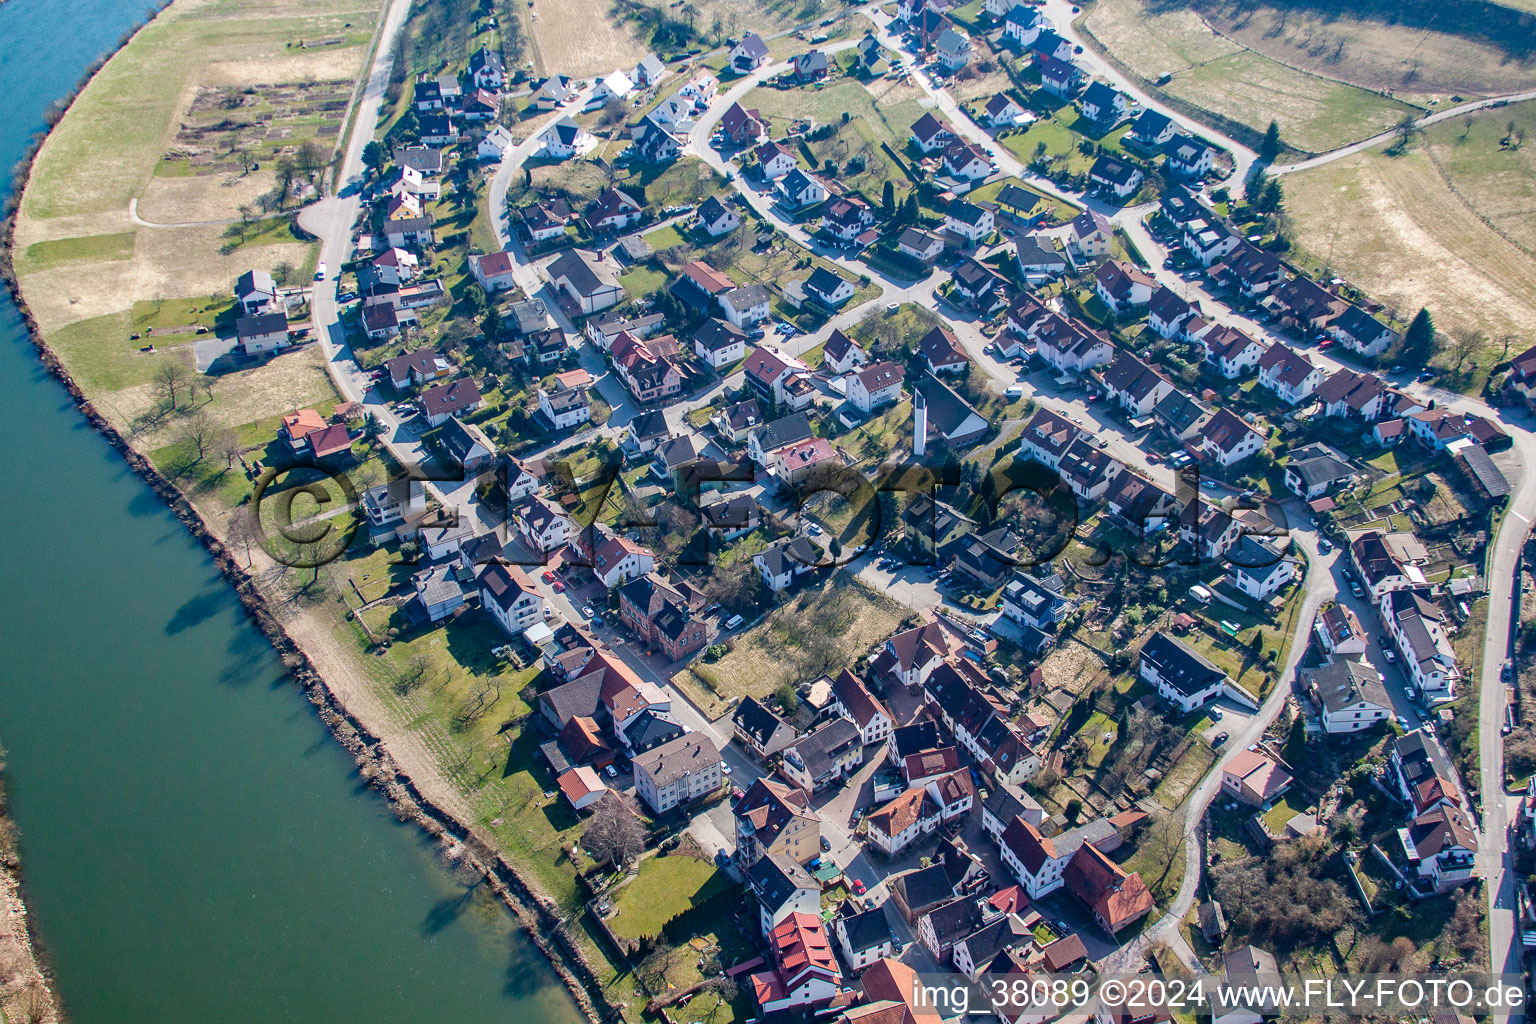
[215,428,243,470]
[1449,327,1485,371]
[639,941,681,989]
[175,410,218,464]
[225,508,256,568]
[581,792,645,870]
[153,359,194,411]
[393,653,432,694]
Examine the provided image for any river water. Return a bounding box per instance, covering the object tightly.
[0,2,582,1021]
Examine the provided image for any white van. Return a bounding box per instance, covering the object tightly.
[724,614,744,630]
[1189,585,1213,605]
[1005,385,1026,400]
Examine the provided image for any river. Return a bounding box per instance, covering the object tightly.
[0,2,583,1021]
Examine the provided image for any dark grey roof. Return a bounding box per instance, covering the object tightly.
[623,707,686,749]
[1140,630,1226,696]
[540,673,604,726]
[733,696,790,746]
[237,311,287,338]
[890,721,941,760]
[890,863,955,912]
[784,716,860,781]
[839,906,892,953]
[1457,444,1509,498]
[748,852,817,912]
[1305,660,1389,714]
[757,536,819,577]
[923,896,984,945]
[750,411,813,451]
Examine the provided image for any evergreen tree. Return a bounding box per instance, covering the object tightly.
[1261,177,1284,212]
[1403,307,1435,365]
[1285,715,1307,765]
[882,180,896,220]
[1260,120,1282,163]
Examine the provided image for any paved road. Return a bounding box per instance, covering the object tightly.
[289,1,1536,986]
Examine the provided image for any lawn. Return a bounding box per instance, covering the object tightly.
[1285,133,1536,395]
[14,231,137,274]
[1262,793,1307,833]
[1160,51,1418,155]
[1080,0,1422,154]
[744,79,930,155]
[607,854,734,941]
[677,575,908,713]
[1151,739,1217,809]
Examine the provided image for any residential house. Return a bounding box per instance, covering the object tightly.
[755,141,797,180]
[923,662,1041,786]
[1079,81,1129,124]
[848,360,907,414]
[1064,842,1154,936]
[1315,601,1368,658]
[693,317,747,368]
[469,47,506,90]
[836,908,895,973]
[746,410,814,467]
[1350,530,1421,604]
[235,269,278,315]
[984,92,1029,128]
[439,416,496,473]
[950,259,1008,311]
[777,168,829,210]
[610,331,682,403]
[236,312,288,356]
[1127,109,1176,147]
[1017,407,1082,470]
[514,494,576,554]
[1198,408,1265,468]
[823,330,869,375]
[747,913,841,1015]
[898,227,946,265]
[1316,368,1387,421]
[1088,156,1143,200]
[792,49,830,81]
[1383,588,1460,701]
[531,74,576,109]
[1283,446,1356,500]
[544,248,625,313]
[733,697,797,769]
[943,199,994,245]
[536,116,590,159]
[537,380,591,431]
[520,199,575,242]
[805,266,856,308]
[1183,216,1238,267]
[1138,630,1227,713]
[778,717,864,794]
[633,733,721,814]
[749,854,821,937]
[1013,234,1068,281]
[935,27,973,70]
[418,378,483,427]
[918,326,970,375]
[910,111,956,155]
[479,562,545,636]
[362,479,426,528]
[1068,209,1113,259]
[1094,260,1156,313]
[1258,344,1325,404]
[720,283,771,328]
[1152,389,1210,443]
[468,250,519,293]
[719,101,767,146]
[730,33,770,72]
[1199,324,1265,379]
[872,619,960,689]
[711,398,763,444]
[1037,54,1084,97]
[821,196,876,246]
[1101,350,1173,416]
[1003,3,1045,45]
[754,536,821,592]
[696,195,740,237]
[1331,305,1399,357]
[831,669,893,747]
[584,188,643,234]
[1305,659,1391,734]
[1166,134,1215,178]
[734,776,821,868]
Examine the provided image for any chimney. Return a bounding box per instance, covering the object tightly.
[913,387,928,457]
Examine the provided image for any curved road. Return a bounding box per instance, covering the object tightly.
[283,0,1536,990]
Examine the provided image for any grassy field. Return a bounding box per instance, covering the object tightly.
[745,78,931,155]
[1194,1,1536,103]
[1285,109,1536,391]
[606,854,733,941]
[678,575,908,711]
[1160,51,1417,155]
[13,0,359,388]
[1081,0,1419,153]
[528,0,648,77]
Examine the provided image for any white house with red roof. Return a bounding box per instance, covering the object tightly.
[591,533,655,588]
[1257,343,1325,404]
[830,668,893,746]
[749,912,842,1014]
[469,250,519,292]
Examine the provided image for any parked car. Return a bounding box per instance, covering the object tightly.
[1208,706,1223,721]
[851,878,866,895]
[820,835,831,851]
[1212,732,1229,747]
[720,760,733,776]
[724,613,744,629]
[604,764,618,778]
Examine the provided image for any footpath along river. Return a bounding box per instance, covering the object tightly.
[0,2,584,1021]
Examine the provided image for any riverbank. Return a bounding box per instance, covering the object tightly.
[0,753,60,1024]
[0,2,618,1021]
